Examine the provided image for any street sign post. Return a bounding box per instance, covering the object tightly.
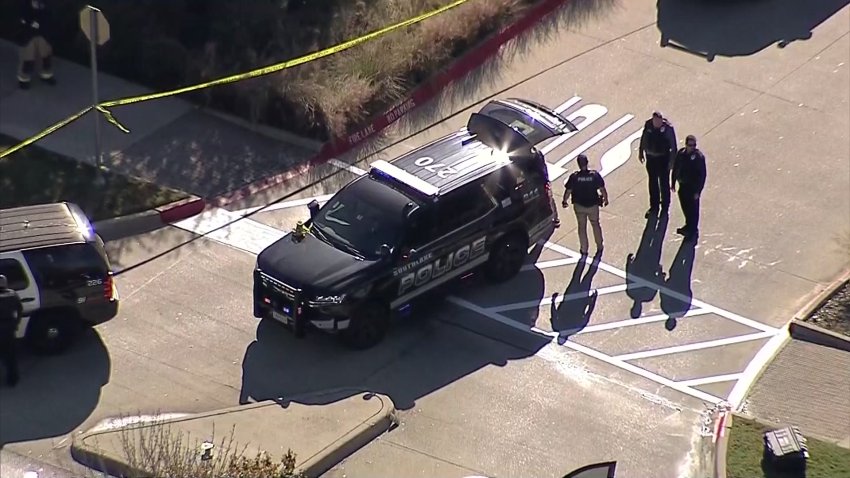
[79,5,110,178]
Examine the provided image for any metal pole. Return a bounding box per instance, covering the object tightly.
[88,6,103,173]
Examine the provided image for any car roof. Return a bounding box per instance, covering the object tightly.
[0,202,93,254]
[369,127,531,200]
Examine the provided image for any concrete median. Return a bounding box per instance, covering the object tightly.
[70,390,396,478]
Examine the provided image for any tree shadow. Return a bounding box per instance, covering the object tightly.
[0,329,110,446]
[552,255,601,342]
[660,239,697,331]
[657,0,850,62]
[625,214,669,319]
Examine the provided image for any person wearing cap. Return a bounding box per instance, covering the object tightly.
[562,154,608,256]
[671,135,707,241]
[0,274,23,387]
[639,111,678,218]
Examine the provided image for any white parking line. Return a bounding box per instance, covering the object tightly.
[520,257,580,271]
[553,114,635,169]
[231,194,335,216]
[676,373,744,388]
[542,242,779,334]
[486,283,629,312]
[726,325,790,411]
[612,331,775,362]
[571,308,713,336]
[445,296,725,405]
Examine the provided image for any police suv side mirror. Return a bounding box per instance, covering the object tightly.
[307,199,320,219]
[378,244,393,259]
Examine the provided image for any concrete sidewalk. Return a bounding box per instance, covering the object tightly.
[70,390,396,478]
[0,39,316,199]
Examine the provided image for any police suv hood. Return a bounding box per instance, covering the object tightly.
[256,232,378,294]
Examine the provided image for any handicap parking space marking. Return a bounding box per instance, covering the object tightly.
[447,239,783,407]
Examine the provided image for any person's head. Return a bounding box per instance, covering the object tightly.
[0,275,7,290]
[651,111,663,128]
[685,134,697,152]
[577,153,589,170]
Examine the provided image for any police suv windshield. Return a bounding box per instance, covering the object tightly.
[311,178,410,260]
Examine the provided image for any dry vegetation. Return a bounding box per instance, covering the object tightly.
[82,421,305,478]
[0,0,535,142]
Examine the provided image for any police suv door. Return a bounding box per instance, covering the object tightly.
[0,252,40,338]
[390,183,499,309]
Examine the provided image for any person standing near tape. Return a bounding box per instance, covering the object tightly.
[16,0,56,89]
[562,154,609,257]
[638,111,677,218]
[671,135,707,241]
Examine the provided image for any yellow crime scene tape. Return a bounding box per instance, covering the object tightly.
[0,0,470,159]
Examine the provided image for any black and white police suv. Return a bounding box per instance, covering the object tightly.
[253,98,577,349]
[0,202,119,355]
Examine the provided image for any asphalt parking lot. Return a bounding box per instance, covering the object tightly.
[1,0,847,477]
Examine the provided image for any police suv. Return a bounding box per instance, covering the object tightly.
[253,98,577,349]
[0,202,119,354]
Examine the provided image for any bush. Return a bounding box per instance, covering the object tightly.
[99,420,306,478]
[0,0,535,142]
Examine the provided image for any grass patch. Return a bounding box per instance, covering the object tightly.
[0,134,188,222]
[727,415,850,478]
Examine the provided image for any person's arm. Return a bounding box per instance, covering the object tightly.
[695,152,707,198]
[638,120,648,162]
[562,176,573,207]
[597,173,609,206]
[666,123,678,171]
[670,150,681,192]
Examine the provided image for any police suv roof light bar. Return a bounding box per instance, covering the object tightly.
[370,160,440,197]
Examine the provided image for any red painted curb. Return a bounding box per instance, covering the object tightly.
[159,197,206,224]
[209,0,570,208]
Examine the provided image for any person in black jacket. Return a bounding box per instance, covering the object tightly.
[562,154,609,256]
[639,111,678,218]
[671,135,707,241]
[16,0,55,89]
[0,275,23,387]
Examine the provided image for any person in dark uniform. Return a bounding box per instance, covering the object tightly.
[671,134,707,241]
[16,0,56,89]
[0,274,23,387]
[639,111,677,218]
[562,154,609,256]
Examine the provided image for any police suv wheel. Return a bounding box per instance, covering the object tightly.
[26,313,77,355]
[340,302,389,350]
[486,234,527,283]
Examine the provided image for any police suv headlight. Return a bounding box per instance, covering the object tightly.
[307,295,346,306]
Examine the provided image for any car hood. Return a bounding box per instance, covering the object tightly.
[257,232,378,293]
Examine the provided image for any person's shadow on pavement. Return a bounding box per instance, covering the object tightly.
[660,239,698,331]
[625,213,669,318]
[551,255,601,343]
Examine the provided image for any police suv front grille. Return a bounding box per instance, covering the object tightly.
[260,272,300,301]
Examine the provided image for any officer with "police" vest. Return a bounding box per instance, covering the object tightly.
[671,135,707,241]
[639,111,677,218]
[562,154,609,257]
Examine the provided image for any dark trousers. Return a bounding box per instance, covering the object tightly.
[678,187,700,235]
[0,333,20,384]
[645,155,670,209]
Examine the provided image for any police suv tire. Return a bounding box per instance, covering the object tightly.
[340,302,389,350]
[485,233,527,283]
[25,312,78,356]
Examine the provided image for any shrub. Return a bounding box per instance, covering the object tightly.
[0,0,536,142]
[104,421,306,478]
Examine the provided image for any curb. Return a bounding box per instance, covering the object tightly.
[713,410,733,478]
[208,0,573,208]
[713,268,850,477]
[70,390,396,478]
[93,196,206,241]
